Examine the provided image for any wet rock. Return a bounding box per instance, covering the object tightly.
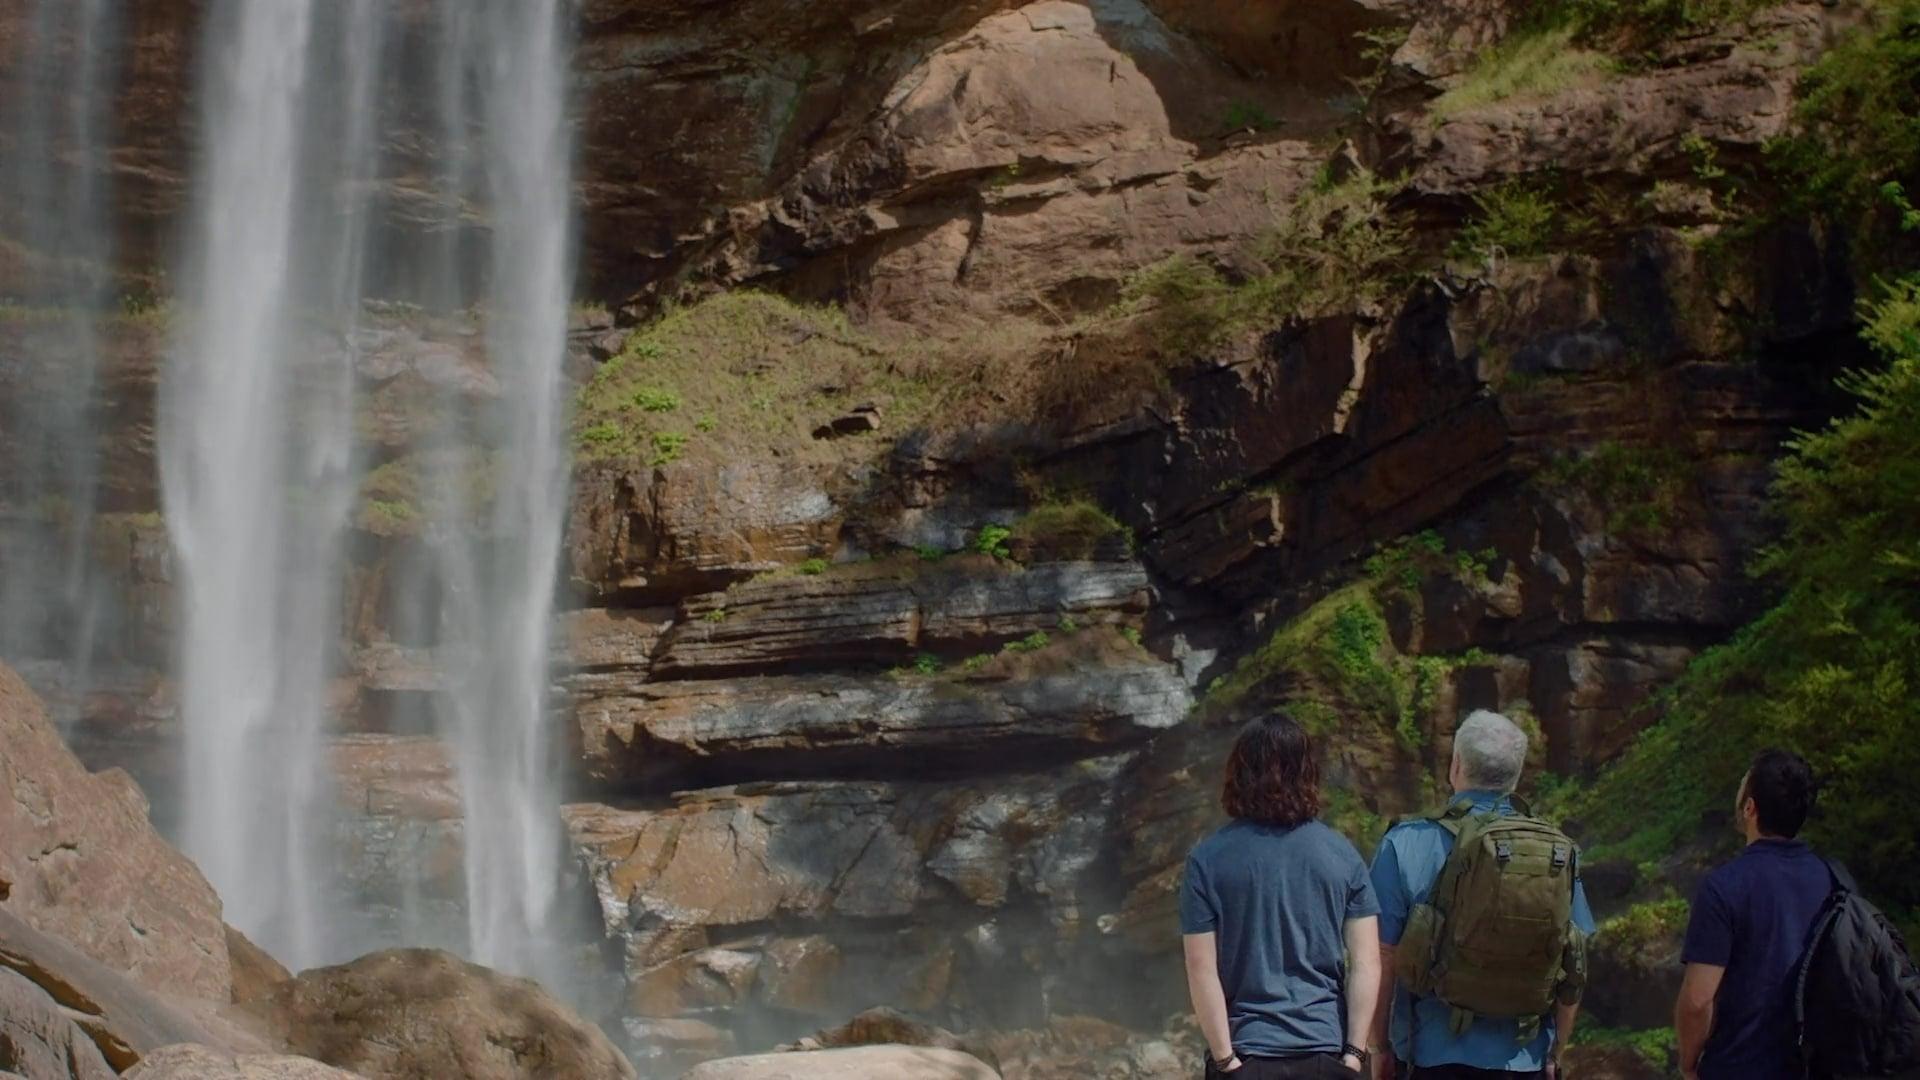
[0,966,116,1080]
[567,753,1133,1033]
[245,949,636,1080]
[0,663,230,1002]
[121,1045,366,1080]
[680,1045,1000,1080]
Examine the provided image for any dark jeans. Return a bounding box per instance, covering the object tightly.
[1206,1054,1362,1080]
[1406,1066,1546,1080]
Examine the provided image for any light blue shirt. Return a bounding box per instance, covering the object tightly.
[1369,791,1596,1070]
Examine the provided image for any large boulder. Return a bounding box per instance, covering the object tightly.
[0,908,262,1073]
[123,1045,365,1080]
[0,966,115,1080]
[680,1045,1000,1080]
[244,949,636,1080]
[0,663,230,1002]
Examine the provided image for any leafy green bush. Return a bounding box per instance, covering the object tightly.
[1576,278,1920,910]
[1545,0,1769,48]
[913,653,941,675]
[1571,1025,1678,1069]
[796,557,830,576]
[1121,167,1411,355]
[1766,0,1920,265]
[1005,630,1052,654]
[974,524,1014,560]
[1221,101,1280,133]
[650,430,688,465]
[1450,180,1561,264]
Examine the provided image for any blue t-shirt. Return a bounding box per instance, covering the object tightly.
[1370,791,1596,1070]
[1680,838,1832,1080]
[1179,818,1380,1057]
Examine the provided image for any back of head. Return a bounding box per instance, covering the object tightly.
[1221,712,1322,827]
[1452,709,1529,794]
[1745,748,1819,838]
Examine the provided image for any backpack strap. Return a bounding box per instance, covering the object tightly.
[1820,857,1860,896]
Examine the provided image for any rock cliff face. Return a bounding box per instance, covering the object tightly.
[0,0,1872,1073]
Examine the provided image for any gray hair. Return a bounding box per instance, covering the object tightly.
[1453,709,1530,793]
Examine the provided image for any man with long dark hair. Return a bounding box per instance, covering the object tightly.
[1181,712,1382,1078]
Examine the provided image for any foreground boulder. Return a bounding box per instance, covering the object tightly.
[680,1045,1000,1080]
[245,948,636,1080]
[0,663,231,1002]
[123,1045,365,1079]
[0,965,115,1080]
[0,907,259,1073]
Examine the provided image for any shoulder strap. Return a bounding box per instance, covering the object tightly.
[1821,856,1861,896]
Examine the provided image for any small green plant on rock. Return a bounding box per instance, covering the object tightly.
[632,386,680,413]
[973,524,1014,560]
[650,430,689,465]
[796,557,830,576]
[1005,630,1051,655]
[1539,441,1692,533]
[913,652,942,675]
[1221,101,1281,134]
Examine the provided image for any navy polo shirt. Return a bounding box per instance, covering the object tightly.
[1681,838,1833,1080]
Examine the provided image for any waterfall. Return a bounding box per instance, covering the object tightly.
[160,0,578,979]
[425,0,579,984]
[161,0,387,969]
[0,0,119,705]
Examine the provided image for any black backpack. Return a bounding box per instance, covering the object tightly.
[1793,861,1920,1076]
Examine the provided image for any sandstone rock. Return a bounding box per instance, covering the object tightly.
[0,663,230,1001]
[791,1007,997,1068]
[246,949,635,1080]
[0,966,115,1080]
[122,1045,365,1080]
[0,908,255,1073]
[568,462,846,603]
[224,926,291,1006]
[1389,7,1841,201]
[680,1045,1000,1080]
[579,636,1188,791]
[652,559,1148,680]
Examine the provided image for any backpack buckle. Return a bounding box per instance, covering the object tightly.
[1494,840,1513,862]
[1552,844,1571,869]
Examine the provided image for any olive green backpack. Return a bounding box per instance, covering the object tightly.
[1392,796,1589,1040]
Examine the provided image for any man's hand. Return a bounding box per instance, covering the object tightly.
[1370,1050,1396,1080]
[1216,1053,1243,1074]
[1340,1052,1363,1073]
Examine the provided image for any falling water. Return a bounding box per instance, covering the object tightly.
[161,0,578,979]
[0,0,119,700]
[424,0,579,983]
[161,0,386,969]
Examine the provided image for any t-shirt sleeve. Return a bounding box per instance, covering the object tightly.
[1369,830,1412,946]
[1178,852,1217,935]
[1680,875,1733,967]
[1571,873,1597,935]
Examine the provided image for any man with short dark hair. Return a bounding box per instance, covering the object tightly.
[1675,749,1831,1080]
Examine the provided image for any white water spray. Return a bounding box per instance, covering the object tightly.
[426,0,579,982]
[0,0,118,697]
[161,0,578,980]
[161,0,385,969]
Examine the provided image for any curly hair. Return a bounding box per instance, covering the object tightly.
[1221,713,1322,827]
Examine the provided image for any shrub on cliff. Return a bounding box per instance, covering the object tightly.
[1576,277,1920,911]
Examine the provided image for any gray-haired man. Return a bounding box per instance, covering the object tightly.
[1366,710,1596,1080]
